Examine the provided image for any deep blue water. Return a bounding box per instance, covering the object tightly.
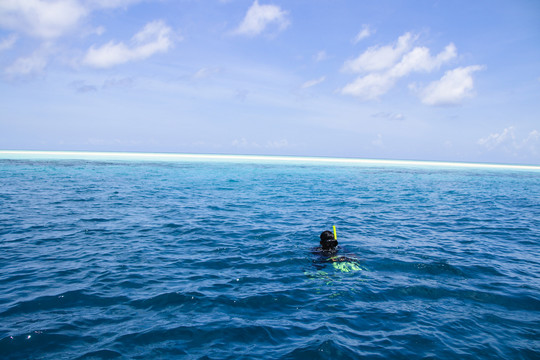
[0,158,539,359]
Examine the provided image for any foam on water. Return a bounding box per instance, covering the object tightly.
[0,155,539,359]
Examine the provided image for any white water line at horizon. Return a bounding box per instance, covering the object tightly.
[1,150,539,171]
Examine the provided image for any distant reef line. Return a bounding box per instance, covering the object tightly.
[1,150,539,171]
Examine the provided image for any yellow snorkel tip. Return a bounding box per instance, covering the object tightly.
[333,225,337,240]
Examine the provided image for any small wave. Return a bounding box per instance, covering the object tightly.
[374,259,466,277]
[76,349,123,359]
[458,264,506,278]
[1,290,130,317]
[162,222,183,229]
[283,339,361,360]
[130,291,201,310]
[78,217,115,223]
[378,285,540,311]
[0,331,97,360]
[114,322,291,356]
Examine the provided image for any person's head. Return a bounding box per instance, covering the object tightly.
[320,230,338,250]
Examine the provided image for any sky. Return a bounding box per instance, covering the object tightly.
[0,0,539,165]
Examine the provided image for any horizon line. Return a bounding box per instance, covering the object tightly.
[1,150,539,171]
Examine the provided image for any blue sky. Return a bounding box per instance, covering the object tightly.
[0,0,539,165]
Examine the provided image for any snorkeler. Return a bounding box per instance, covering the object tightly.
[312,229,363,272]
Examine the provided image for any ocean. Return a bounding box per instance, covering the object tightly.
[1,152,539,359]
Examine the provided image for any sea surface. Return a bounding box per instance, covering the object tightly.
[1,154,539,359]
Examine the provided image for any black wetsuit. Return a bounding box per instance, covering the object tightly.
[311,246,359,270]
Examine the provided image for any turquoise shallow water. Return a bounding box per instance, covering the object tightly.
[0,158,539,359]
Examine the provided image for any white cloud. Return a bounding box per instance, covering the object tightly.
[0,1,145,39]
[390,43,456,77]
[232,137,289,149]
[372,112,404,121]
[103,77,134,89]
[5,48,48,76]
[301,76,325,89]
[372,134,384,147]
[0,33,17,51]
[234,0,289,37]
[420,65,484,105]
[266,139,288,149]
[91,25,105,36]
[478,126,515,150]
[83,20,173,68]
[341,72,395,99]
[85,0,142,9]
[314,50,327,62]
[341,32,474,102]
[353,24,372,43]
[232,138,260,148]
[193,67,222,79]
[80,24,106,38]
[478,127,539,155]
[343,32,415,73]
[0,0,87,38]
[525,130,540,144]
